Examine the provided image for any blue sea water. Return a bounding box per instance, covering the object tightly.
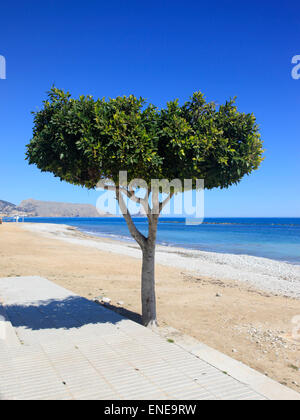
[9,216,300,265]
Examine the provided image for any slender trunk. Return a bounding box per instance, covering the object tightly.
[141,241,157,327]
[116,188,160,328]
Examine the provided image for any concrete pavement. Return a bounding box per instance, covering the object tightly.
[0,276,298,400]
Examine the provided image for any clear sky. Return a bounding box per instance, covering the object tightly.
[0,0,299,217]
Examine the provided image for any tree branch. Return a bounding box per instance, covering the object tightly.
[159,191,175,213]
[147,213,158,245]
[106,185,173,250]
[105,185,141,204]
[140,189,152,222]
[122,188,142,204]
[116,187,147,250]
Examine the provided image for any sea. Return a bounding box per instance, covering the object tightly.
[6,216,300,265]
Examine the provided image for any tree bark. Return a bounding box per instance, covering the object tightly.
[141,241,157,327]
[116,187,164,328]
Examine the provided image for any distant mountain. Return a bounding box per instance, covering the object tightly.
[0,200,17,215]
[0,198,111,218]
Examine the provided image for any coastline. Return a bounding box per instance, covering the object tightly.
[23,222,300,300]
[0,222,299,392]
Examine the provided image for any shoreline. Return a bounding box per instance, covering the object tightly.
[72,227,300,267]
[4,216,300,266]
[23,222,300,300]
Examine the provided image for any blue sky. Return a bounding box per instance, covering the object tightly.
[0,0,299,217]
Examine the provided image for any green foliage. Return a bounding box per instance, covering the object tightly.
[26,87,264,190]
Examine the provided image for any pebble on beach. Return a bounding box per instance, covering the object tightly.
[101,297,111,304]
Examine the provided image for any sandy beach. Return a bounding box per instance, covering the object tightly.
[0,222,299,392]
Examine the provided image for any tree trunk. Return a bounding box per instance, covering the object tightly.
[116,188,159,328]
[141,241,157,327]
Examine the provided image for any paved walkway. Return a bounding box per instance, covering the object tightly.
[0,276,295,400]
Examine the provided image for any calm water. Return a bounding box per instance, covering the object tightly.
[8,217,300,264]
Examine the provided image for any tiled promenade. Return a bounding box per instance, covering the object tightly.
[0,276,296,400]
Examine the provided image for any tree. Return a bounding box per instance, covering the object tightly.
[26,87,264,327]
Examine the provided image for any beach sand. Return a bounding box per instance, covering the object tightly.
[0,222,299,392]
